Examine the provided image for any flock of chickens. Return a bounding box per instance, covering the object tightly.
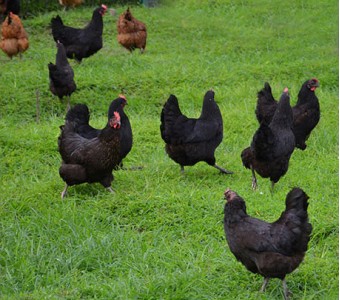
[160,81,318,299]
[1,2,321,299]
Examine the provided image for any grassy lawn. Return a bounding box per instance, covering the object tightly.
[0,0,338,299]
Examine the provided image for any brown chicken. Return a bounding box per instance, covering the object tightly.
[117,8,147,53]
[59,0,84,9]
[224,187,312,300]
[0,12,28,59]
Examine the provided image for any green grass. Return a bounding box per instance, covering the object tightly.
[0,1,338,299]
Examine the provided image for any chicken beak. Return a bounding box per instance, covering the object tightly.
[310,79,320,90]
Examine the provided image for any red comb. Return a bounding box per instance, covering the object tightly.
[119,94,127,101]
[114,111,120,121]
[101,4,107,10]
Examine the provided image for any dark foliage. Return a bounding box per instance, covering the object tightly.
[20,0,144,17]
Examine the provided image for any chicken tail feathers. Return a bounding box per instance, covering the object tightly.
[47,62,57,72]
[285,187,309,212]
[51,15,64,42]
[252,123,276,161]
[258,82,275,102]
[264,82,273,94]
[256,82,277,124]
[51,15,63,26]
[241,147,253,169]
[65,104,90,127]
[160,94,182,143]
[282,187,312,252]
[163,94,182,117]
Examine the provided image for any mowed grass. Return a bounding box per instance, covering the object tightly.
[0,0,338,299]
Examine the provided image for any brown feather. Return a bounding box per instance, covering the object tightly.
[0,13,28,58]
[59,0,84,8]
[117,8,147,52]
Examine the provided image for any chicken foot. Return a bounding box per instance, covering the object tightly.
[114,162,143,171]
[213,164,233,174]
[61,185,114,198]
[259,277,291,300]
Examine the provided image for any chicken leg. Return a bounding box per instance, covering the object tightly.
[251,166,257,190]
[106,187,115,194]
[66,95,71,112]
[260,277,270,292]
[260,277,291,300]
[282,278,292,300]
[61,184,68,199]
[213,164,233,174]
[270,181,276,193]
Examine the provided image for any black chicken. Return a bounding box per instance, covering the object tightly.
[223,187,312,300]
[58,95,132,198]
[160,90,233,174]
[48,41,76,109]
[51,4,107,63]
[64,94,133,169]
[255,81,277,125]
[241,88,295,189]
[255,79,320,150]
[292,79,320,150]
